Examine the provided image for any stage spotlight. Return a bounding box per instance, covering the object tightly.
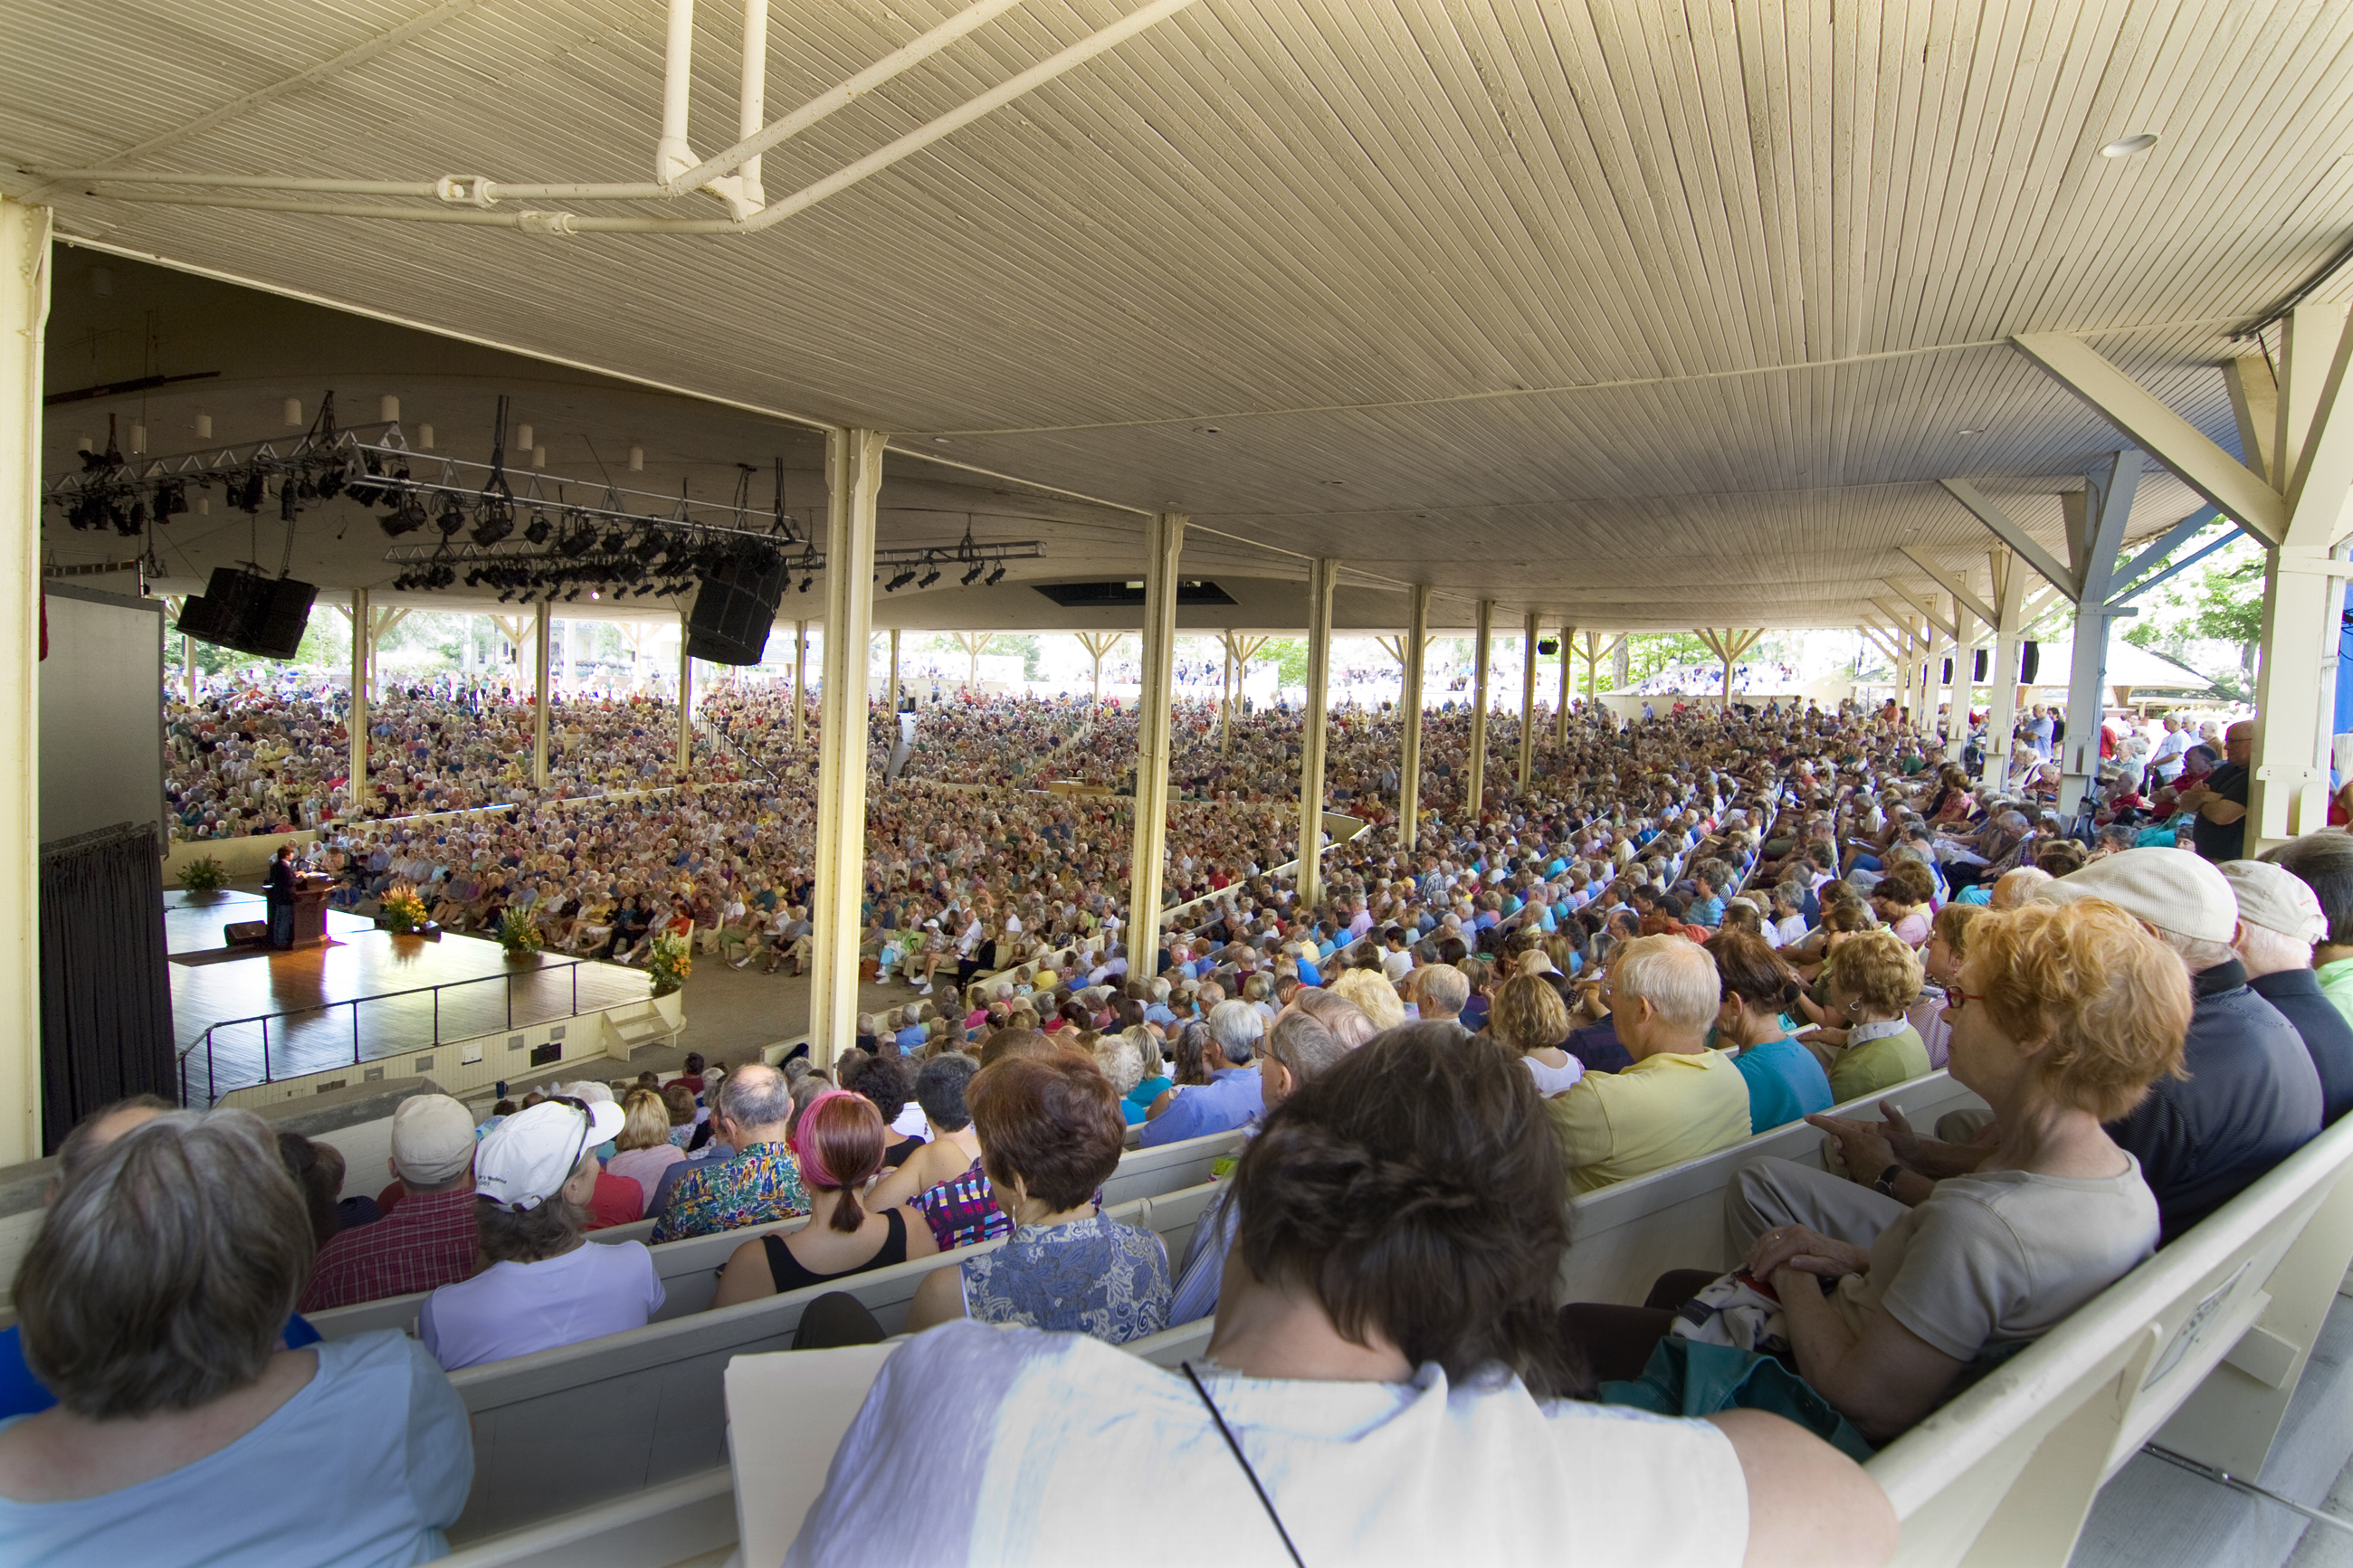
[985,562,1006,585]
[960,563,984,585]
[917,565,941,588]
[434,495,469,535]
[798,575,814,593]
[472,508,514,546]
[885,568,917,592]
[380,492,428,537]
[523,509,553,545]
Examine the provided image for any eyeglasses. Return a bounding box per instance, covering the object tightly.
[1945,988,1987,1013]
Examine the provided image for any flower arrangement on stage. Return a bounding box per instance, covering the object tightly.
[648,930,691,997]
[381,886,430,936]
[176,856,228,895]
[496,908,542,960]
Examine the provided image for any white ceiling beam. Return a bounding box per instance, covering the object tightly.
[1939,480,2081,600]
[1897,547,1996,629]
[2009,332,2287,546]
[1883,579,1957,640]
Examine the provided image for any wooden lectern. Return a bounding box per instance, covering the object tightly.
[290,873,334,947]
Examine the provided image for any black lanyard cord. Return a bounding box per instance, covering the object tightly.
[1181,1361,1306,1568]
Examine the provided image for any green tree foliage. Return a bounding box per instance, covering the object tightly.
[2122,528,2263,701]
[1621,632,1720,688]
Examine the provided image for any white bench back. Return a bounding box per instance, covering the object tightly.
[1558,1070,1984,1304]
[443,1178,1223,1545]
[1868,1112,2353,1568]
[310,1130,1241,1344]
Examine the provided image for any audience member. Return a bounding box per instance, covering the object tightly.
[1138,1000,1266,1147]
[710,1093,938,1313]
[1707,929,1835,1132]
[1487,973,1584,1095]
[906,1051,1171,1342]
[605,1087,687,1209]
[302,1093,481,1312]
[0,1109,471,1563]
[1818,931,1931,1103]
[1547,936,1751,1192]
[422,1098,663,1369]
[2219,860,2353,1125]
[651,1064,811,1243]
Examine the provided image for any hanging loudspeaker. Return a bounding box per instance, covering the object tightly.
[1941,657,1954,684]
[2018,640,2040,684]
[1973,648,1988,682]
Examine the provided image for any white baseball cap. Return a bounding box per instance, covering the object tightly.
[2034,847,2238,946]
[474,1098,625,1212]
[2217,860,2330,945]
[390,1093,476,1185]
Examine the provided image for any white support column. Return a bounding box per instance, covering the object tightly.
[1468,601,1492,821]
[2250,302,2353,844]
[887,626,900,715]
[531,597,552,790]
[1556,623,1574,744]
[348,588,370,818]
[675,614,693,776]
[1298,558,1337,909]
[0,199,40,1155]
[794,618,808,747]
[1128,513,1185,976]
[2058,452,2140,816]
[810,427,886,1066]
[1401,586,1428,853]
[1983,550,2028,789]
[1950,597,1977,759]
[1517,610,1539,791]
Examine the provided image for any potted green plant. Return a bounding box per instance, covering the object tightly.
[496,908,543,962]
[647,929,691,997]
[176,856,229,897]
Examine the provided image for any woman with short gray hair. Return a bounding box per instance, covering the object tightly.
[0,1109,472,1563]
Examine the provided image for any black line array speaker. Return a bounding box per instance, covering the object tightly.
[685,545,788,665]
[2019,640,2040,684]
[175,567,316,661]
[1974,648,1989,682]
[1537,638,1559,656]
[1942,656,1954,684]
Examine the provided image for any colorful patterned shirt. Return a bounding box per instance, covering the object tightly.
[913,1156,1011,1251]
[299,1187,478,1312]
[959,1210,1171,1345]
[651,1142,809,1243]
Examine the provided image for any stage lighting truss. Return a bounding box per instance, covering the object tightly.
[43,390,1048,602]
[43,391,397,541]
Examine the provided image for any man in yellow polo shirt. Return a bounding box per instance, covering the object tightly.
[1548,935,1751,1193]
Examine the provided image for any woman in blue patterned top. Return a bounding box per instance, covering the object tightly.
[906,1049,1170,1344]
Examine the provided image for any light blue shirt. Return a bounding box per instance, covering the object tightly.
[0,1331,471,1568]
[1138,1066,1263,1147]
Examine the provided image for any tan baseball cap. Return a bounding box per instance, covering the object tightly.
[390,1093,477,1185]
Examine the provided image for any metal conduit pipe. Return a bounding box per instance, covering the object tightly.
[71,0,1201,237]
[737,0,769,207]
[656,0,700,185]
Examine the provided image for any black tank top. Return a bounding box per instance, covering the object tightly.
[762,1209,910,1293]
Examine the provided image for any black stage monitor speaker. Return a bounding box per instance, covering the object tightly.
[2018,640,2040,684]
[1537,638,1559,656]
[1974,648,1989,682]
[686,545,788,665]
[176,567,316,661]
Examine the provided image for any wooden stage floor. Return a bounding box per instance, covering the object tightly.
[167,891,652,1101]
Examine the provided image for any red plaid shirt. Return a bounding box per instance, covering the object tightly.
[299,1186,478,1311]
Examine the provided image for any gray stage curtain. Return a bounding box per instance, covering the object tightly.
[41,822,176,1150]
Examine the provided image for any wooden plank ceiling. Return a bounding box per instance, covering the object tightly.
[5,0,2351,629]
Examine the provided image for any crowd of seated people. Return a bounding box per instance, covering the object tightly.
[27,686,2353,1562]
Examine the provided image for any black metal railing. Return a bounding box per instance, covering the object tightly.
[175,955,629,1106]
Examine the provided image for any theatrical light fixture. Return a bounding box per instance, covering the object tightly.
[961,563,984,585]
[523,510,552,545]
[434,494,469,535]
[380,491,429,537]
[917,562,941,588]
[472,508,514,546]
[885,568,918,591]
[986,563,1006,585]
